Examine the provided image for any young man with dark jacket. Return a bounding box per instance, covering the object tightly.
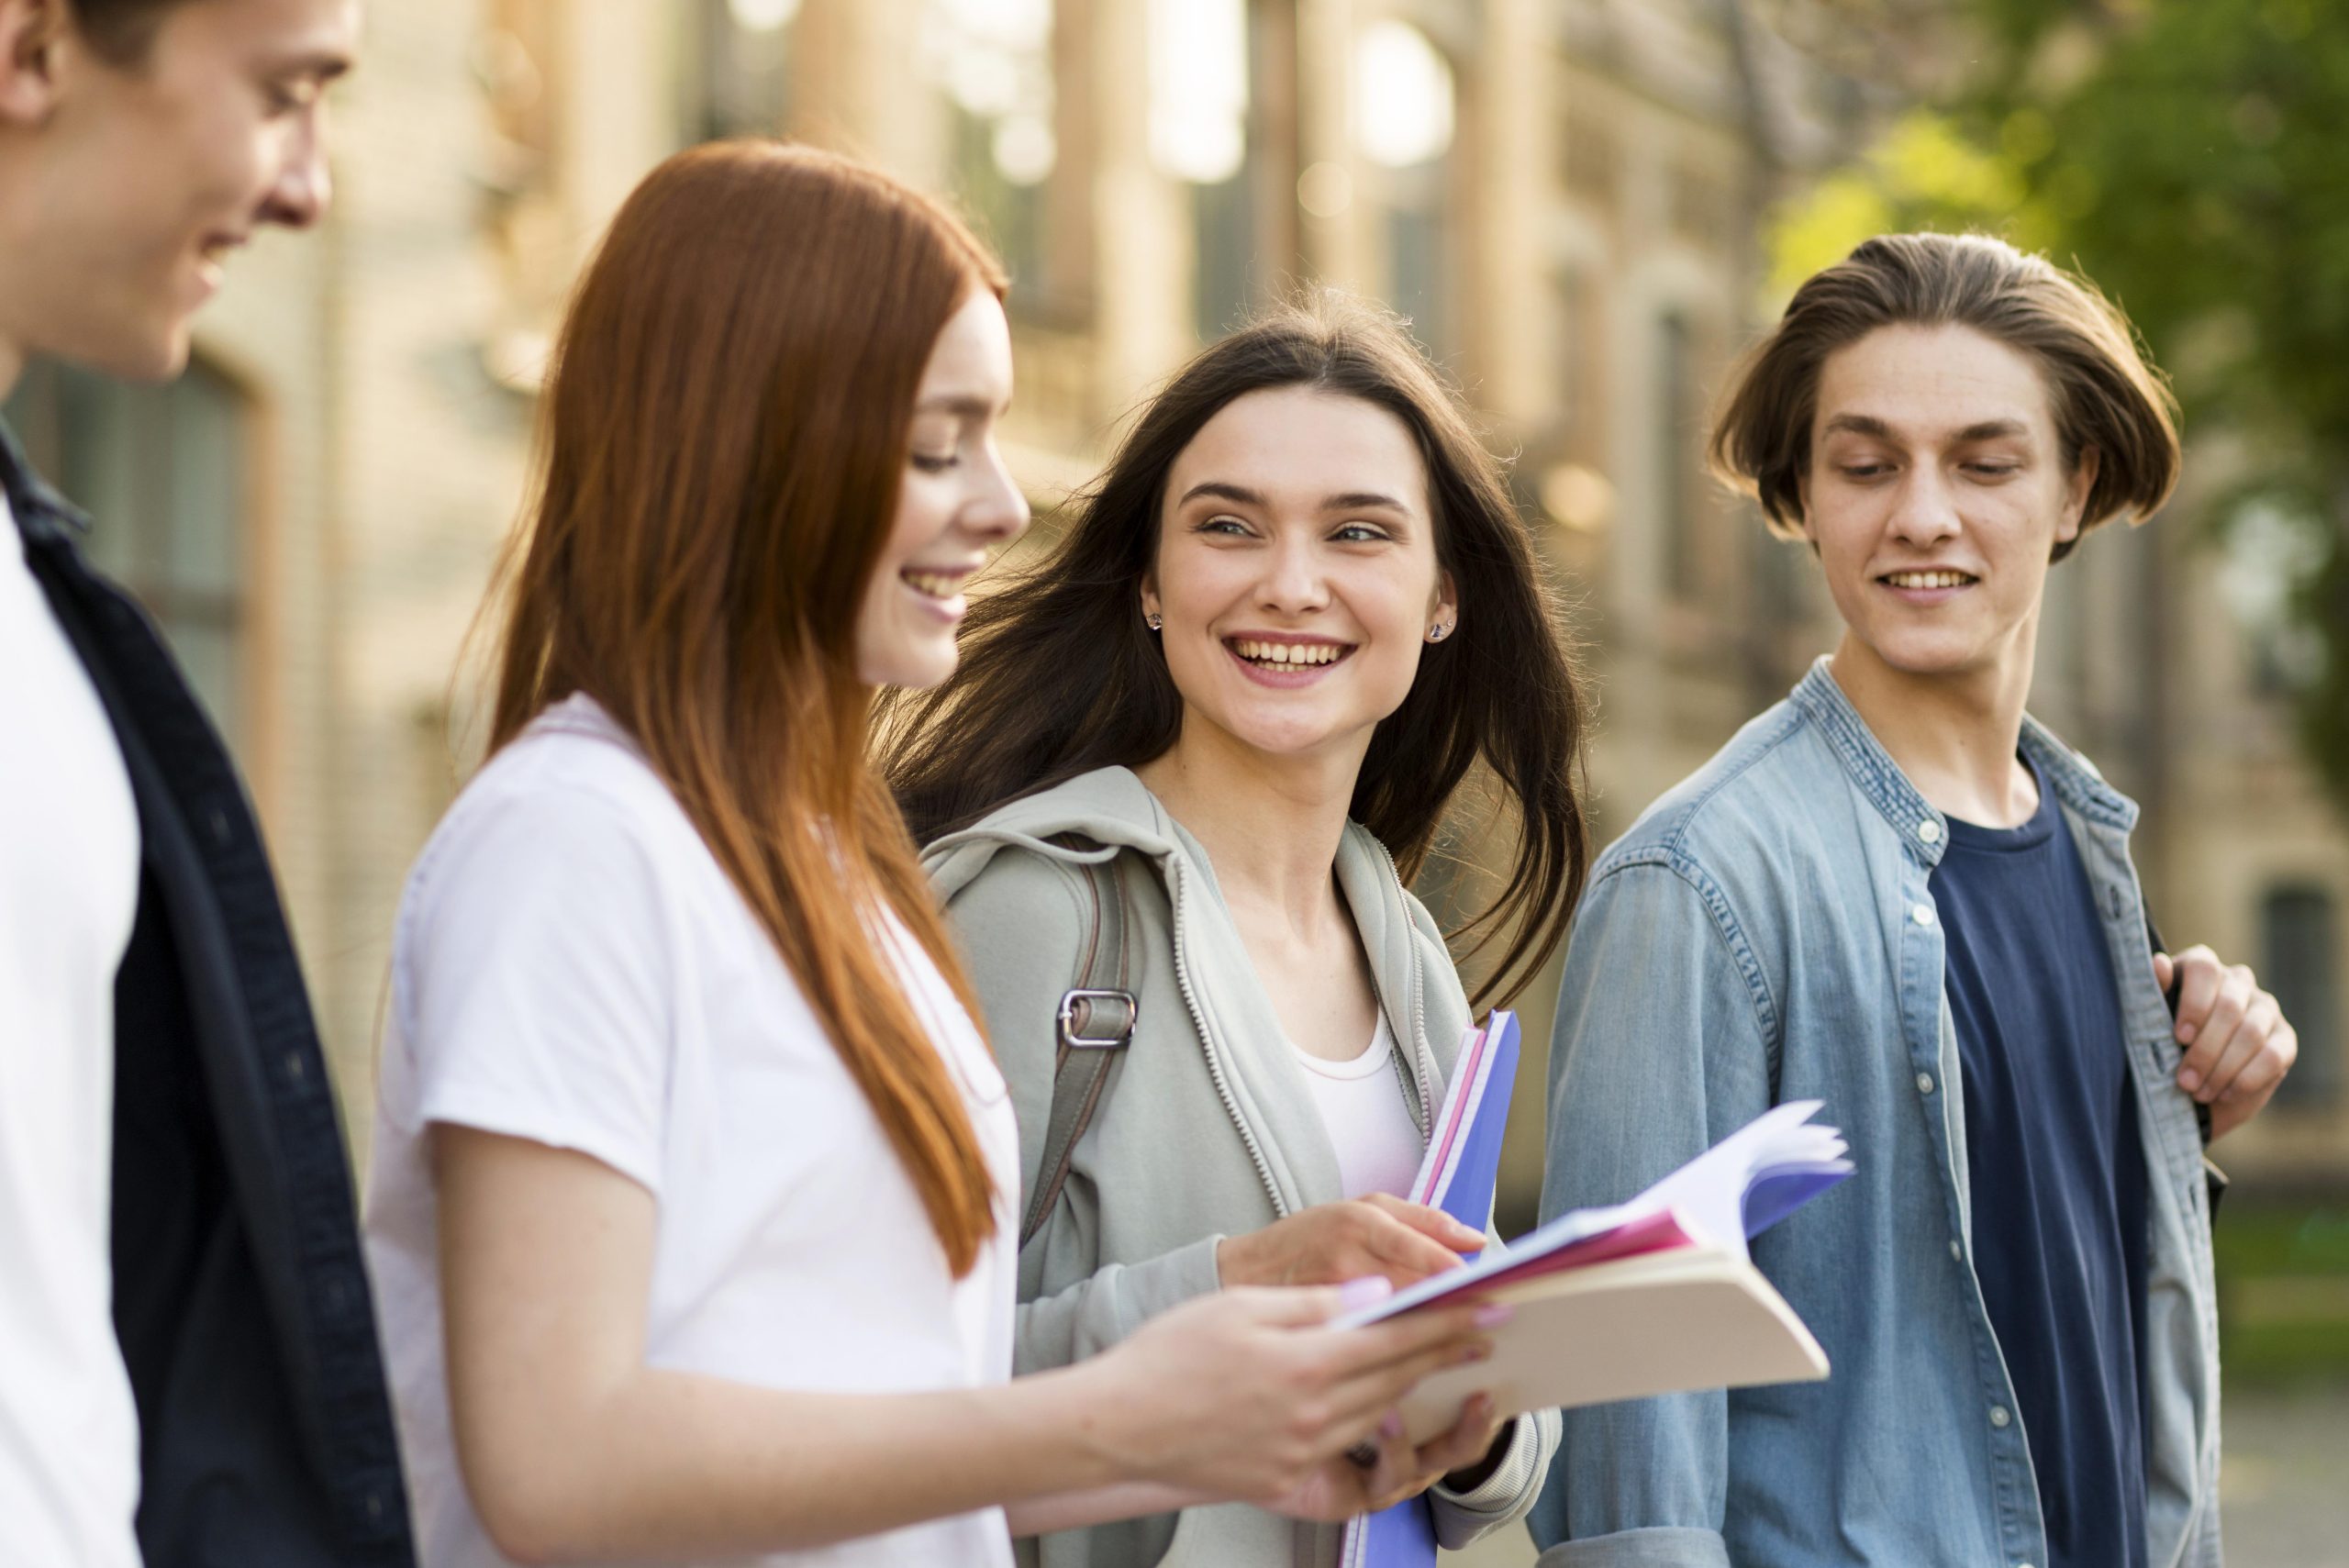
[0,1,412,1563]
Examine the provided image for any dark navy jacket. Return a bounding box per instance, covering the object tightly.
[4,419,414,1568]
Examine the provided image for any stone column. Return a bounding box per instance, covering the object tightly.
[556,0,682,250]
[1470,0,1553,426]
[1087,0,1194,410]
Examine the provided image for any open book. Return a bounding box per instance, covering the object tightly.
[1337,1097,1854,1444]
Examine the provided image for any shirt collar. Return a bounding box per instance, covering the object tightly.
[1788,655,2139,863]
[0,414,94,541]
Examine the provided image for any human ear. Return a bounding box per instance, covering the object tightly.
[0,0,69,128]
[1429,569,1458,637]
[2058,447,2100,546]
[1140,573,1161,626]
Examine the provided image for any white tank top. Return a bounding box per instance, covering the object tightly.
[1289,1015,1425,1199]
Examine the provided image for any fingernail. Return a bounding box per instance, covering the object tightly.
[1339,1275,1394,1311]
[1379,1411,1404,1440]
[2178,1025,2198,1044]
[2178,1070,2200,1092]
[1474,1303,1514,1329]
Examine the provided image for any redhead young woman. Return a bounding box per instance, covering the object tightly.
[361,145,1497,1568]
[885,297,1588,1567]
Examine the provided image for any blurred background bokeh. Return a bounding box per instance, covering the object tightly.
[13,0,2343,1558]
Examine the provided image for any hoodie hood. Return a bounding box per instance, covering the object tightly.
[924,766,1463,1168]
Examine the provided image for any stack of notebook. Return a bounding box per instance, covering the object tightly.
[1339,1013,1854,1568]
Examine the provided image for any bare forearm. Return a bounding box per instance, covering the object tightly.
[464,1361,1128,1562]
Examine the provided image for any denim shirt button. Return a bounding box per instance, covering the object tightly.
[1916,1072,1935,1095]
[1949,1238,1964,1261]
[1911,903,1934,926]
[1916,818,1942,845]
[1989,1404,2012,1429]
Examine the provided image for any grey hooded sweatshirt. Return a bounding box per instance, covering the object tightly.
[924,766,1558,1568]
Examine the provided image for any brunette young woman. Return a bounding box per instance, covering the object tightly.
[885,296,1588,1567]
[361,144,1499,1568]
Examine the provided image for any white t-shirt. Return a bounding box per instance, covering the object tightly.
[364,694,1019,1568]
[0,496,144,1568]
[1290,1015,1425,1200]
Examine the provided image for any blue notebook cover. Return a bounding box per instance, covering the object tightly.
[1343,1012,1521,1568]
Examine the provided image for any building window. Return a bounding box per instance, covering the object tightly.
[5,359,252,747]
[693,0,796,141]
[1656,311,1698,600]
[1357,20,1455,360]
[930,0,1057,313]
[2262,884,2340,1107]
[1149,0,1257,340]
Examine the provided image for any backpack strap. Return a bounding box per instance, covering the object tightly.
[1019,840,1138,1250]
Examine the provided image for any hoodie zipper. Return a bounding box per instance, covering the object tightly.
[1165,862,1291,1219]
[1370,835,1440,1137]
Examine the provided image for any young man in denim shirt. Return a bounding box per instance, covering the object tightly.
[0,3,411,1564]
[1531,234,2298,1568]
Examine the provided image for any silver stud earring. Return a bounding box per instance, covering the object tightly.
[1145,613,1163,631]
[1426,623,1451,642]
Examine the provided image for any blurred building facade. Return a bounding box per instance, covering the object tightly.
[11,0,2343,1201]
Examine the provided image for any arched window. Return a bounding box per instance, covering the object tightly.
[6,359,253,747]
[2262,884,2341,1107]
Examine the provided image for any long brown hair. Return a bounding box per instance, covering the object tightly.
[485,141,1006,1275]
[884,294,1589,1008]
[1710,233,2180,562]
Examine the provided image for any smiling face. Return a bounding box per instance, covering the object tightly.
[1800,323,2096,695]
[854,287,1029,690]
[0,0,355,383]
[1142,386,1456,768]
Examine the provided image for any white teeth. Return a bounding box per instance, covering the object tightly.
[903,571,962,599]
[1886,570,1973,590]
[1232,639,1345,666]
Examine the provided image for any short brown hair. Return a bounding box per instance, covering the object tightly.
[1709,232,2181,562]
[70,0,197,63]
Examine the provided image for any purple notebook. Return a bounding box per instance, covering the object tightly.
[1340,1012,1521,1568]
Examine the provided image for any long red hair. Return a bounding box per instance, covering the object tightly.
[486,141,1007,1274]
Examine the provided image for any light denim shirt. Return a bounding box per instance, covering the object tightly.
[1531,660,2221,1568]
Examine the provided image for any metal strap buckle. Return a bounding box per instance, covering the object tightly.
[1058,987,1137,1049]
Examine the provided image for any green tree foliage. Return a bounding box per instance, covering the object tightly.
[1770,0,2349,807]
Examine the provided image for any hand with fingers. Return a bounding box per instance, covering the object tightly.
[1267,1390,1508,1522]
[2154,944,2299,1140]
[1073,1284,1500,1510]
[1215,1195,1489,1291]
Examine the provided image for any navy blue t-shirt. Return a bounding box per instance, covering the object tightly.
[1934,760,2149,1568]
